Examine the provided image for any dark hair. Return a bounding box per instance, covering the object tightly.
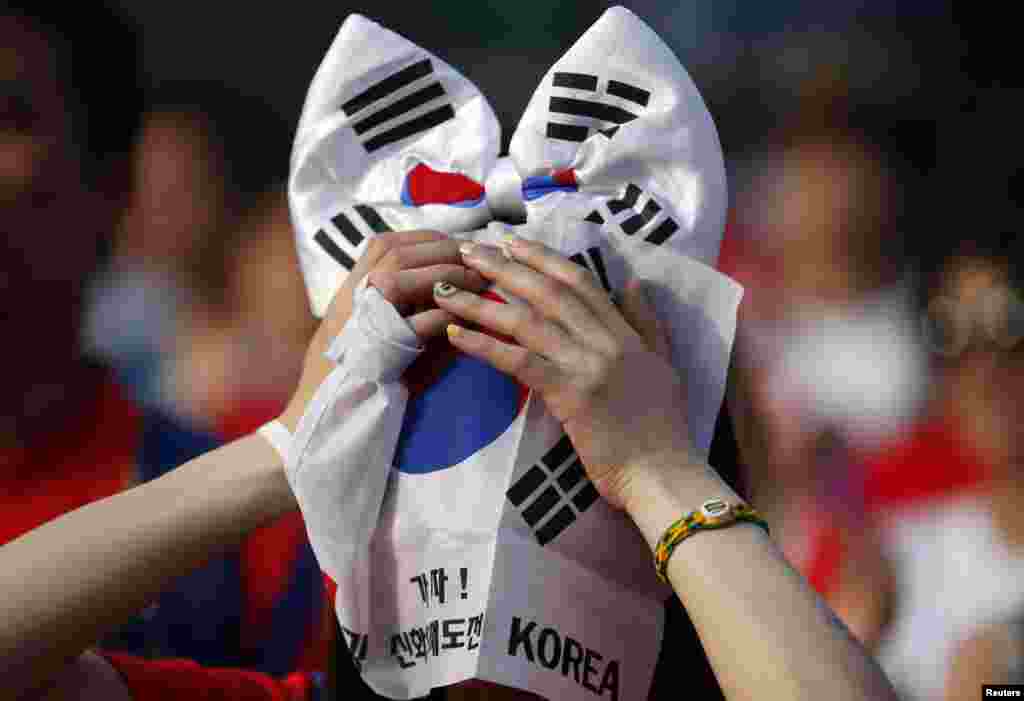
[138,79,294,313]
[141,78,294,214]
[2,0,145,186]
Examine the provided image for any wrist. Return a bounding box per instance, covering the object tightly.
[242,431,298,518]
[616,444,699,515]
[279,401,302,435]
[618,453,741,553]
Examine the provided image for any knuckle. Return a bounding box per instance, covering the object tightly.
[366,236,392,260]
[605,341,626,364]
[380,247,407,269]
[511,306,538,335]
[371,273,399,301]
[583,351,615,384]
[508,346,533,377]
[539,277,570,302]
[574,373,602,403]
[518,238,545,256]
[566,265,595,291]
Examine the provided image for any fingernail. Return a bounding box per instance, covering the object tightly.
[446,323,462,339]
[498,229,520,260]
[503,230,527,248]
[434,280,459,298]
[461,243,501,261]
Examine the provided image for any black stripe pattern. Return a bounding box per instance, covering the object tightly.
[567,246,612,293]
[314,205,393,270]
[546,72,651,144]
[506,433,601,546]
[342,58,454,153]
[582,183,680,246]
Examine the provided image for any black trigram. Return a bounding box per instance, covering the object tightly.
[546,71,651,143]
[314,204,392,270]
[584,184,680,246]
[568,246,612,294]
[506,434,600,546]
[342,58,455,153]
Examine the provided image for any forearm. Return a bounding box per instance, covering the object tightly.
[0,433,294,697]
[622,458,898,701]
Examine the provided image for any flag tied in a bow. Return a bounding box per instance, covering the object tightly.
[286,7,742,699]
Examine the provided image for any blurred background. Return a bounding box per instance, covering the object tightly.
[3,0,1020,699]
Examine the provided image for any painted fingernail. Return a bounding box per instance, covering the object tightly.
[503,230,527,247]
[446,323,462,339]
[461,242,504,263]
[434,280,459,298]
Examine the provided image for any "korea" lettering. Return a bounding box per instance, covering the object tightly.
[507,617,620,700]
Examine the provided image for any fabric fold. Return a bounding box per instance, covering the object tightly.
[287,282,422,584]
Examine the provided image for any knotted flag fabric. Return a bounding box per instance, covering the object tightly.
[285,7,742,699]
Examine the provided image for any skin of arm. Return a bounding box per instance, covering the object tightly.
[0,231,485,700]
[619,458,898,701]
[0,434,291,699]
[945,624,1021,701]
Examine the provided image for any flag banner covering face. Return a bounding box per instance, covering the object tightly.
[286,7,741,699]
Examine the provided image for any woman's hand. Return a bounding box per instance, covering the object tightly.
[432,236,694,510]
[281,230,486,432]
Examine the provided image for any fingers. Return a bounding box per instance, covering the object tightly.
[432,281,588,369]
[350,230,448,280]
[368,265,487,308]
[322,230,449,322]
[619,279,672,361]
[444,323,561,393]
[407,308,455,339]
[372,238,470,274]
[458,242,618,352]
[500,236,638,340]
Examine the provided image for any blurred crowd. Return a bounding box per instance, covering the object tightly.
[2,0,1018,699]
[81,80,315,432]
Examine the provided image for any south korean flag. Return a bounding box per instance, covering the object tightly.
[509,6,728,269]
[289,14,499,317]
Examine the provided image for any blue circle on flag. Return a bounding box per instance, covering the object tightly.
[392,352,524,474]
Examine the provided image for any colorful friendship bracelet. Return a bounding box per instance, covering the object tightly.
[654,499,770,583]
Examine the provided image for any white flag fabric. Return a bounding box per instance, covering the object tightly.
[289,12,498,317]
[285,7,742,699]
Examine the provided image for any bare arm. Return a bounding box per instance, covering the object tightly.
[945,624,1021,701]
[622,459,896,701]
[0,434,290,698]
[1,231,485,700]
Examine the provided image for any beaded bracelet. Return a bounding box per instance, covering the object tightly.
[654,499,770,583]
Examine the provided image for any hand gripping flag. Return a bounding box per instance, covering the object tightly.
[286,7,742,699]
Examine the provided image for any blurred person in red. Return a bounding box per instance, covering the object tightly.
[84,81,295,417]
[1,3,328,698]
[80,86,230,410]
[722,120,921,650]
[174,187,317,434]
[941,331,1024,699]
[871,248,1024,701]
